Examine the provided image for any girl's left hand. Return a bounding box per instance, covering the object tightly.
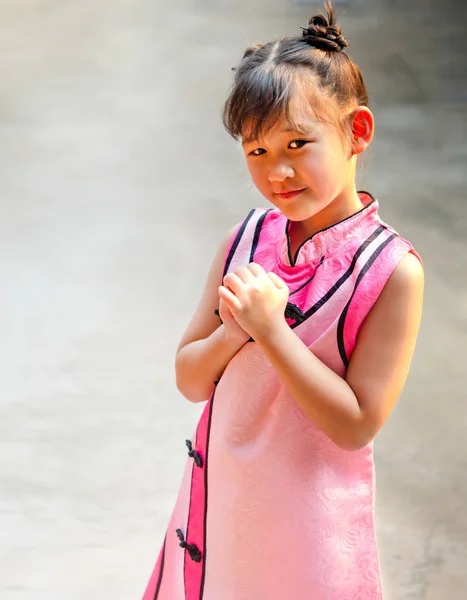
[218,263,289,342]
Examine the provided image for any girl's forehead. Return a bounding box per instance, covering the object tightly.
[241,110,323,143]
[241,90,333,143]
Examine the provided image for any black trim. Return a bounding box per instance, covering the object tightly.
[249,209,272,263]
[223,209,256,279]
[153,534,167,600]
[289,225,386,330]
[286,220,294,267]
[183,448,194,582]
[289,256,325,298]
[337,233,397,368]
[183,406,206,582]
[199,387,216,599]
[286,195,377,267]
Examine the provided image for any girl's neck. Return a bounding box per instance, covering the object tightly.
[291,188,364,241]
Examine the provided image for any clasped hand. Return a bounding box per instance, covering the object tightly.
[218,263,289,342]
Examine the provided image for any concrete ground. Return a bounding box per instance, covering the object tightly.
[0,0,466,598]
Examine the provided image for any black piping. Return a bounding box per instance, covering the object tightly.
[223,209,256,279]
[152,534,167,600]
[286,219,295,267]
[183,436,195,581]
[337,233,398,368]
[249,209,272,263]
[199,386,216,598]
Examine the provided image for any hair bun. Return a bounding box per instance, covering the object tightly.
[301,11,349,53]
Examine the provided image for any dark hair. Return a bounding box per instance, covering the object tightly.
[222,2,368,143]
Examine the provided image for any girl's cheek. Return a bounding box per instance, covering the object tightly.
[247,161,259,179]
[248,171,264,194]
[250,166,266,187]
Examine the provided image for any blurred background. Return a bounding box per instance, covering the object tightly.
[0,0,466,598]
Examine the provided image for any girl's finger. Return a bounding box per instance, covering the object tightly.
[223,272,245,296]
[234,266,256,284]
[247,262,268,280]
[248,263,272,289]
[218,286,242,312]
[267,271,289,290]
[247,262,266,276]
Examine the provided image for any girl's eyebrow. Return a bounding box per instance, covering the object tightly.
[242,126,311,145]
[280,125,312,135]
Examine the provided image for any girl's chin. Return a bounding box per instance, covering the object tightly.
[276,202,323,222]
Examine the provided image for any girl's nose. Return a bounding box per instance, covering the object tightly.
[268,163,295,183]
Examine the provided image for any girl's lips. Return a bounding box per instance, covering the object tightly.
[276,188,306,200]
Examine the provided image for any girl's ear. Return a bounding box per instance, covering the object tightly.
[350,107,374,156]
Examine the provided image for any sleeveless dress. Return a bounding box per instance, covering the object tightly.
[142,192,421,600]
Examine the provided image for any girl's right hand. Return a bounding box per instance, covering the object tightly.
[218,295,251,345]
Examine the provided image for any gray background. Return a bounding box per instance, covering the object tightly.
[0,0,466,598]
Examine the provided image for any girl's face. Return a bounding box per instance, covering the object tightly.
[242,98,357,225]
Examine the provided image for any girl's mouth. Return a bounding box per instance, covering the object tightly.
[276,188,307,200]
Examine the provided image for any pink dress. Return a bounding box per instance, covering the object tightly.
[142,192,420,600]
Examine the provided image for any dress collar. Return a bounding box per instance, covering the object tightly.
[280,192,379,266]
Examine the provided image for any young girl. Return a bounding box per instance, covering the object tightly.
[142,4,424,599]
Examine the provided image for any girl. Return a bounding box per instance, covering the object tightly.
[142,3,424,599]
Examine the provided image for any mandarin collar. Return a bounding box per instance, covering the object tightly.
[280,192,379,266]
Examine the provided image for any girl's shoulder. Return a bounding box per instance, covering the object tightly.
[233,206,284,230]
[374,213,423,267]
[223,207,284,276]
[226,207,284,252]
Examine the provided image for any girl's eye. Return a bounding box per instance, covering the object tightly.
[249,148,266,156]
[289,139,308,149]
[247,140,309,156]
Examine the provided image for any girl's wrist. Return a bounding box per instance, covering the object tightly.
[219,324,250,349]
[253,317,289,346]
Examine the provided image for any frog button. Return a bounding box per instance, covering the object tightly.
[175,528,202,563]
[185,439,203,468]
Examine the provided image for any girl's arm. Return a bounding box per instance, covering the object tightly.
[259,253,423,450]
[175,226,249,403]
[220,253,424,450]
